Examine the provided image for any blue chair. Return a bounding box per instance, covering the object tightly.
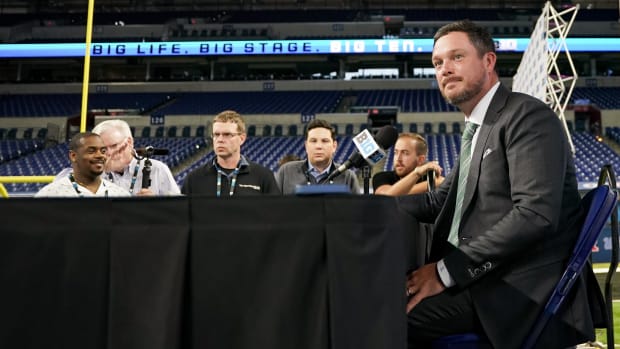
[432,184,618,349]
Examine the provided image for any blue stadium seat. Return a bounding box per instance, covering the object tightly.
[409,123,418,133]
[141,127,151,138]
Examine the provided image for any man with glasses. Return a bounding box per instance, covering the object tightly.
[181,110,280,196]
[92,119,180,196]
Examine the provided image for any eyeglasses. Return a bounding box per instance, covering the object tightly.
[212,132,241,139]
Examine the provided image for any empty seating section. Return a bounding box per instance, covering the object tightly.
[158,91,343,115]
[570,87,620,109]
[0,139,44,163]
[1,88,619,117]
[354,89,459,113]
[573,132,620,183]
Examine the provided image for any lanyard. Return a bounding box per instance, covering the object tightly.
[108,161,140,194]
[69,173,108,198]
[216,167,240,197]
[128,161,140,194]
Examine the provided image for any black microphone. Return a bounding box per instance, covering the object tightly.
[326,125,399,182]
[427,169,436,191]
[135,146,169,156]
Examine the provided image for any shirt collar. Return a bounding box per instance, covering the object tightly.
[307,160,333,177]
[466,81,500,126]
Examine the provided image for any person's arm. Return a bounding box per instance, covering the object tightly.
[375,162,443,196]
[406,174,445,195]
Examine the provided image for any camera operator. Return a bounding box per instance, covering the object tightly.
[92,119,180,196]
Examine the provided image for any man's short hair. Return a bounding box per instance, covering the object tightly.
[398,133,428,156]
[92,119,133,139]
[69,132,98,152]
[213,110,246,134]
[434,20,496,59]
[304,119,336,140]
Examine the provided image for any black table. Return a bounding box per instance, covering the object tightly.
[0,195,417,349]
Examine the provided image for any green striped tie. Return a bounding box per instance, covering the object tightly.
[447,122,479,246]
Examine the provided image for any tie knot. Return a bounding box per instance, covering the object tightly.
[462,122,478,141]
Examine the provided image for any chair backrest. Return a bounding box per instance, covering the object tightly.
[522,184,617,349]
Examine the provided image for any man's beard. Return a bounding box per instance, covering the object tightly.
[443,79,484,106]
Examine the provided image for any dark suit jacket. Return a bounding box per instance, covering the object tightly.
[398,84,603,349]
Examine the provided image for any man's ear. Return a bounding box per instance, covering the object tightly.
[69,150,77,163]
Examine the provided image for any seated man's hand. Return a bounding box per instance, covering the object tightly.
[406,263,446,313]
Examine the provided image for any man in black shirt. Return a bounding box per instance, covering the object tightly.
[181,110,280,196]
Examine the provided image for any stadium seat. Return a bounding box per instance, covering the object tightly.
[409,123,418,133]
[0,128,5,140]
[424,122,433,134]
[452,122,461,134]
[141,127,151,138]
[438,122,447,134]
[432,184,617,349]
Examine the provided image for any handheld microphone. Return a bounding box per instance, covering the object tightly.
[135,146,170,157]
[427,169,436,191]
[326,125,398,182]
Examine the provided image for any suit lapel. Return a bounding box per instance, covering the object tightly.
[461,84,510,212]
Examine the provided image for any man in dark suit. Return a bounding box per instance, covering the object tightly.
[400,20,602,348]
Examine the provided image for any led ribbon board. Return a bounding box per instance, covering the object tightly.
[1,38,619,58]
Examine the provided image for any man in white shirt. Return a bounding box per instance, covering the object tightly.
[93,119,180,196]
[36,132,130,197]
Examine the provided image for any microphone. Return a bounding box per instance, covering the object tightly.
[135,146,169,157]
[326,125,398,182]
[427,169,436,191]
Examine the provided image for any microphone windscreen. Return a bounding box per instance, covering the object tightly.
[374,125,399,150]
